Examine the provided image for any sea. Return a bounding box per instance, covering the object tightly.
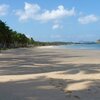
[58,44,100,50]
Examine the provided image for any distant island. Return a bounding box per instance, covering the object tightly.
[96,39,100,43]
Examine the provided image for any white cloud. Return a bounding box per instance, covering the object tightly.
[52,24,63,30]
[78,14,98,24]
[15,2,76,22]
[0,4,9,16]
[15,2,40,21]
[38,6,75,21]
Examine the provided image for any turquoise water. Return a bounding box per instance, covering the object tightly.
[59,44,100,50]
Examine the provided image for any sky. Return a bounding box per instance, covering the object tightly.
[0,0,100,42]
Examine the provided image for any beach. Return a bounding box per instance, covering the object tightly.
[0,46,100,100]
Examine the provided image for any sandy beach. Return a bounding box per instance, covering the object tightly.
[0,46,100,100]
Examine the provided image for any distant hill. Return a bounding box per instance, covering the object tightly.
[96,40,100,43]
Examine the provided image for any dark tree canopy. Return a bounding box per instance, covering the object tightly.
[0,20,34,48]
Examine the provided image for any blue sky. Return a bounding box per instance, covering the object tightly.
[0,0,100,42]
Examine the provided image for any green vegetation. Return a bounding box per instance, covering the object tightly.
[34,41,73,46]
[0,20,73,50]
[0,20,34,49]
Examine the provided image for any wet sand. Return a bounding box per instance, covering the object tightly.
[0,47,100,100]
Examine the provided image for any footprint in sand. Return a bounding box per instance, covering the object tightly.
[49,78,73,94]
[74,95,80,99]
[49,78,81,99]
[49,78,65,90]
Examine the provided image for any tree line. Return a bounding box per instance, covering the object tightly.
[0,20,73,49]
[0,20,35,49]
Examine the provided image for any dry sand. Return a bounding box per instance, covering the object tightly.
[0,47,100,100]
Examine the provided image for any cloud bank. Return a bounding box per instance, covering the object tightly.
[78,14,98,24]
[15,2,76,22]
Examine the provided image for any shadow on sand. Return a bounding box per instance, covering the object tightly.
[0,48,100,100]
